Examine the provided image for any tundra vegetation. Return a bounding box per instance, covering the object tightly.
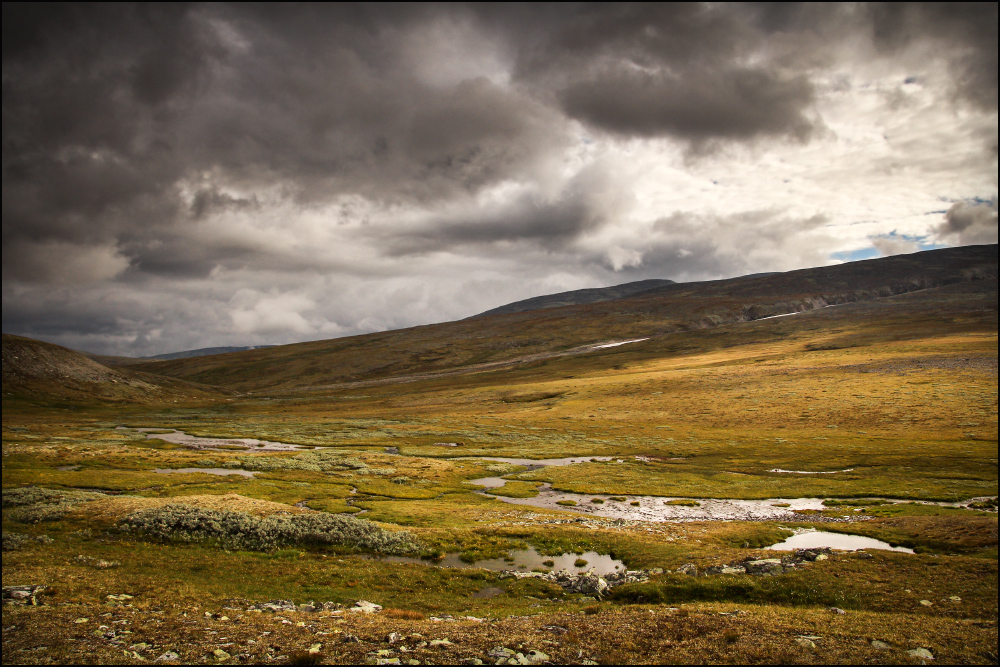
[2,248,998,664]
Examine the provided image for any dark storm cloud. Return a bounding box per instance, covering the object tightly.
[1,3,566,286]
[868,3,998,110]
[500,3,818,143]
[383,163,626,255]
[934,200,999,245]
[559,67,814,141]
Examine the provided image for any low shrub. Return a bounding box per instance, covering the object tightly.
[118,504,419,554]
[3,486,106,523]
[484,463,523,475]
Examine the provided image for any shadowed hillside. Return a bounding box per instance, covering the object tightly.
[471,278,676,318]
[2,334,221,404]
[127,245,996,393]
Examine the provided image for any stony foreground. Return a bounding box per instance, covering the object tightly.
[3,592,997,665]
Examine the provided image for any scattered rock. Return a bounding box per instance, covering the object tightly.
[794,637,817,649]
[2,585,47,605]
[343,634,361,644]
[744,559,785,576]
[308,643,322,654]
[541,625,568,634]
[350,600,383,613]
[387,632,403,644]
[828,607,846,615]
[250,600,296,613]
[74,554,120,569]
[155,651,180,661]
[871,640,892,650]
[920,600,933,607]
[429,638,453,647]
[106,594,134,602]
[499,567,647,598]
[212,648,231,660]
[907,648,934,660]
[676,563,698,576]
[488,647,516,660]
[949,596,962,602]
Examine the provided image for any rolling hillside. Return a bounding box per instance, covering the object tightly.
[127,244,997,393]
[2,334,222,403]
[471,278,676,318]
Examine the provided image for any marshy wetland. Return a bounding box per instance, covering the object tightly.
[3,254,998,664]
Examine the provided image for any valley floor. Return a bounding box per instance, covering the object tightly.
[4,281,997,664]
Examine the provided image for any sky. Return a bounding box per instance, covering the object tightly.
[3,3,997,357]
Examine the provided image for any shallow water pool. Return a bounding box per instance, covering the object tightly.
[767,529,913,553]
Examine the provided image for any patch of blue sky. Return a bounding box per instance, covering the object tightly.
[831,232,946,263]
[831,247,880,262]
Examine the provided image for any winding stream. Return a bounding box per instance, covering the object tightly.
[118,427,991,522]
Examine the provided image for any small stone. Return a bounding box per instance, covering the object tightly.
[907,648,934,660]
[794,637,817,649]
[308,643,322,654]
[130,643,151,651]
[74,618,89,624]
[107,594,134,602]
[296,621,306,627]
[524,650,549,664]
[429,638,453,647]
[387,632,403,644]
[343,635,361,644]
[488,647,516,659]
[871,640,891,650]
[828,607,846,615]
[676,563,698,576]
[351,600,383,613]
[375,659,401,666]
[155,651,180,661]
[949,595,962,602]
[212,648,231,660]
[920,600,933,607]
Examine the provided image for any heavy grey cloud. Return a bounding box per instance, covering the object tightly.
[934,201,999,245]
[2,3,996,355]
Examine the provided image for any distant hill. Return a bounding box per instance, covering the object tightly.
[148,345,276,361]
[471,279,676,318]
[2,334,221,403]
[80,345,276,367]
[127,245,997,393]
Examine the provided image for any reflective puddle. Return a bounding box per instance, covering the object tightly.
[480,485,829,521]
[768,529,913,553]
[128,428,306,452]
[154,467,256,478]
[378,546,625,575]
